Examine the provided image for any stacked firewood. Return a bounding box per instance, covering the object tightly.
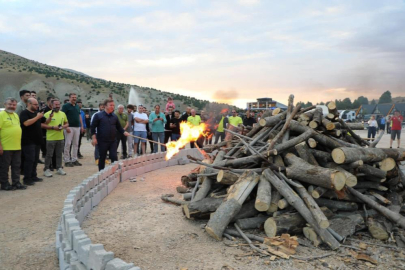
[162,96,405,256]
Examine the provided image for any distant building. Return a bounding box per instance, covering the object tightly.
[247,98,287,111]
[358,103,405,118]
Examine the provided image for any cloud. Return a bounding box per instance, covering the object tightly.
[212,89,239,103]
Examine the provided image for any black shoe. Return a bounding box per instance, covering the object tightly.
[32,177,43,182]
[65,162,74,167]
[1,184,15,191]
[37,159,44,164]
[14,182,27,190]
[72,160,82,166]
[23,180,35,186]
[78,153,84,159]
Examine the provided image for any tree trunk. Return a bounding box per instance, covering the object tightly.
[268,129,314,156]
[380,148,405,161]
[312,186,328,199]
[285,153,346,191]
[356,164,387,181]
[205,170,260,240]
[217,170,240,185]
[332,147,389,164]
[379,157,397,172]
[309,108,322,129]
[321,118,335,130]
[337,119,369,146]
[268,189,281,213]
[183,197,224,219]
[354,181,388,191]
[333,122,365,130]
[259,112,287,127]
[235,215,270,230]
[325,162,357,187]
[308,149,332,163]
[315,198,358,211]
[307,138,317,148]
[255,174,272,211]
[295,142,319,165]
[263,169,340,250]
[367,217,389,240]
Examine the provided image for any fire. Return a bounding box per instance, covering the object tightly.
[165,122,207,160]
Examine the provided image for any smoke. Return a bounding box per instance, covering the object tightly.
[128,87,140,106]
[212,89,239,103]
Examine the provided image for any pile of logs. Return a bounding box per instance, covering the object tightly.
[162,97,405,256]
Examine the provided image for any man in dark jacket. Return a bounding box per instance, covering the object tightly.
[91,99,129,171]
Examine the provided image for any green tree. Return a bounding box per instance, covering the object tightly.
[341,98,352,109]
[371,99,376,105]
[352,100,360,109]
[357,96,369,105]
[378,91,392,104]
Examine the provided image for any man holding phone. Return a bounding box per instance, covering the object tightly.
[42,100,69,177]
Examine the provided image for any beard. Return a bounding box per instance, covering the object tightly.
[5,109,15,113]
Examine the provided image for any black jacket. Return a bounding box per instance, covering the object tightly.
[91,111,124,142]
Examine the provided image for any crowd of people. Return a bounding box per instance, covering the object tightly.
[0,92,262,191]
[367,112,403,148]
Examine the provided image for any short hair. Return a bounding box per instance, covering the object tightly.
[103,98,114,106]
[69,93,77,97]
[64,99,69,104]
[98,102,104,108]
[118,104,124,109]
[52,99,60,105]
[174,110,180,114]
[30,90,36,94]
[154,104,160,109]
[19,90,31,97]
[77,100,82,104]
[127,104,134,110]
[47,96,53,102]
[4,97,17,104]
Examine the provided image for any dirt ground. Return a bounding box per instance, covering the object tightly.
[0,129,404,270]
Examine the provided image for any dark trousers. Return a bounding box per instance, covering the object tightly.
[98,141,118,171]
[368,126,377,141]
[0,150,21,187]
[45,140,64,170]
[214,131,225,144]
[22,144,40,181]
[116,132,127,158]
[164,131,171,144]
[78,132,84,155]
[41,136,47,157]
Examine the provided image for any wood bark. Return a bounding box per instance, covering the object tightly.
[263,169,340,250]
[315,198,358,211]
[259,112,287,127]
[183,197,224,219]
[312,186,328,199]
[268,189,281,213]
[285,153,346,191]
[309,107,322,129]
[205,170,260,240]
[337,119,369,146]
[329,214,366,238]
[354,181,388,191]
[379,157,397,172]
[255,174,272,211]
[268,129,314,156]
[321,118,335,130]
[235,215,269,230]
[356,164,387,180]
[307,138,317,148]
[332,147,389,164]
[333,122,365,130]
[216,170,240,185]
[295,142,319,166]
[380,148,405,161]
[325,162,357,187]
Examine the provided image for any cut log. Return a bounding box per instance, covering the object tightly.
[205,170,260,240]
[263,169,340,250]
[326,113,336,120]
[348,187,405,229]
[341,160,364,170]
[337,119,369,146]
[182,193,192,200]
[268,129,314,156]
[379,157,397,172]
[181,174,197,186]
[325,162,357,187]
[264,207,334,237]
[380,148,405,161]
[277,198,290,209]
[326,129,342,138]
[232,200,259,221]
[312,187,328,199]
[192,151,225,202]
[357,164,387,180]
[272,107,282,116]
[259,112,287,127]
[289,121,342,149]
[217,170,240,185]
[255,174,272,212]
[332,147,389,164]
[308,149,332,164]
[333,122,365,130]
[176,186,189,193]
[367,217,389,240]
[183,197,224,219]
[303,227,322,246]
[235,215,269,230]
[309,108,322,129]
[321,118,335,130]
[315,198,358,211]
[161,195,189,205]
[369,130,384,148]
[327,101,337,113]
[307,138,317,148]
[268,190,281,213]
[295,142,319,166]
[354,182,388,191]
[284,153,346,191]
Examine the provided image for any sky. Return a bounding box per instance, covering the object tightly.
[1,0,405,108]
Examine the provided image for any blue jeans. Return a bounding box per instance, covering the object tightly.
[171,133,181,141]
[152,132,165,153]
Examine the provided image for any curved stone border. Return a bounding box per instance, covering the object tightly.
[56,148,203,270]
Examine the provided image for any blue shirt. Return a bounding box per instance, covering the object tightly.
[380,117,386,125]
[91,111,124,142]
[80,110,86,129]
[149,112,166,133]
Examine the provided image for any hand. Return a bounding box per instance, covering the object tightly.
[37,112,44,119]
[66,127,71,133]
[81,127,85,133]
[0,145,3,155]
[92,138,98,146]
[123,131,130,137]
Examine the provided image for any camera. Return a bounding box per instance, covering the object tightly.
[157,115,160,119]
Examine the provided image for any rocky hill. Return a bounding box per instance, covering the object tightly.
[0,50,235,112]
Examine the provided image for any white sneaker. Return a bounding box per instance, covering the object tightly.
[57,168,66,175]
[44,169,53,177]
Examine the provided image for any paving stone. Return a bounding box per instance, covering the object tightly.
[76,238,92,267]
[105,258,135,270]
[70,261,87,270]
[88,244,114,270]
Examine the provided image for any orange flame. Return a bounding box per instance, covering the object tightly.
[165,122,207,160]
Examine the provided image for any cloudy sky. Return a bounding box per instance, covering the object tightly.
[1,0,405,107]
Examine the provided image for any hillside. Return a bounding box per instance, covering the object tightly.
[0,50,235,112]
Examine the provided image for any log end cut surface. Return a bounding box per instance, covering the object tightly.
[331,148,345,164]
[331,171,346,191]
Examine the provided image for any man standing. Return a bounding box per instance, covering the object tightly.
[77,100,86,159]
[42,100,68,177]
[134,105,149,155]
[228,110,243,128]
[170,110,182,141]
[15,89,31,116]
[181,107,192,122]
[164,106,174,144]
[91,103,106,165]
[116,104,128,159]
[0,98,26,190]
[85,112,91,141]
[30,91,37,99]
[243,107,257,128]
[91,99,129,171]
[62,93,84,167]
[149,105,166,153]
[187,109,203,148]
[214,110,228,144]
[20,98,44,185]
[390,110,403,148]
[126,104,135,157]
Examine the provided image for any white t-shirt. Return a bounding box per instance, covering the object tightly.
[134,112,148,131]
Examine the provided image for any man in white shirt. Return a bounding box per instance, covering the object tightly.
[133,105,149,155]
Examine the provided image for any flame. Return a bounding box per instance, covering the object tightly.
[165,122,207,160]
[220,108,229,114]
